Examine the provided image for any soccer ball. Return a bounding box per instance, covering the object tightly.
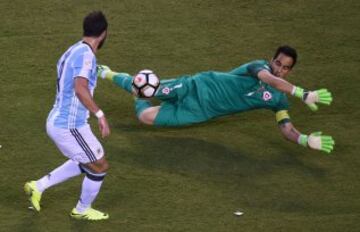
[132,69,160,98]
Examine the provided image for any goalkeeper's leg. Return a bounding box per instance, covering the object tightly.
[112,74,133,94]
[134,77,189,125]
[135,99,160,125]
[108,66,189,102]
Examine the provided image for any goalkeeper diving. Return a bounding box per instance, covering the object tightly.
[98,46,335,153]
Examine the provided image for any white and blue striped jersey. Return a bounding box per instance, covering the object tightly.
[47,41,97,129]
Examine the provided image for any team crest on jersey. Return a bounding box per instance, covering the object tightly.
[262,91,272,101]
[162,87,171,95]
[84,59,92,69]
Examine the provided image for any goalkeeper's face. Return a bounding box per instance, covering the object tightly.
[270,53,294,79]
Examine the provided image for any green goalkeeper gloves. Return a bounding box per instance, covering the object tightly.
[97,65,115,80]
[292,87,333,111]
[298,132,335,153]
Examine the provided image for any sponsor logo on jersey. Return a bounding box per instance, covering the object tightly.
[262,91,272,101]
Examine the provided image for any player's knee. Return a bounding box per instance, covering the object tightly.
[138,113,154,125]
[79,163,108,181]
[138,106,159,125]
[85,158,109,173]
[97,158,109,173]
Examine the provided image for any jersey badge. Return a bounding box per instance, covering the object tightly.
[162,87,171,95]
[262,91,272,101]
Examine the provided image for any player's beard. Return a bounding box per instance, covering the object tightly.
[98,36,107,50]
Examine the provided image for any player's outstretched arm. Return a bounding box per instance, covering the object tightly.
[258,70,333,111]
[97,65,116,81]
[97,65,133,80]
[97,65,134,94]
[279,122,335,154]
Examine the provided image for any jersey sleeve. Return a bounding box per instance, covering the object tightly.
[273,94,290,124]
[247,60,272,77]
[72,51,94,79]
[229,60,271,78]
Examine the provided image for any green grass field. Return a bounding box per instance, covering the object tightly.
[0,0,359,231]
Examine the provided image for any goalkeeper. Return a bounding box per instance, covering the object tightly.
[98,46,335,153]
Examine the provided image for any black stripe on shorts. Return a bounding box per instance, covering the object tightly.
[70,129,97,162]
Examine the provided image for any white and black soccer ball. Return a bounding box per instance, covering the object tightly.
[132,69,160,98]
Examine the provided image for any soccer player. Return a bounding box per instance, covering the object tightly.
[24,11,110,220]
[98,46,335,153]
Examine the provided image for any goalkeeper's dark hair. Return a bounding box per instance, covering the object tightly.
[273,45,297,68]
[83,11,108,37]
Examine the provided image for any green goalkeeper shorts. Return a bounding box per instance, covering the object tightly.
[153,77,208,127]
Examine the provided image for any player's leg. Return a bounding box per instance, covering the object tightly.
[66,125,109,220]
[25,124,109,220]
[70,156,109,220]
[24,159,83,212]
[135,100,208,127]
[153,97,208,127]
[24,124,87,212]
[112,73,133,94]
[133,76,190,125]
[137,104,161,125]
[136,77,209,127]
[111,71,189,101]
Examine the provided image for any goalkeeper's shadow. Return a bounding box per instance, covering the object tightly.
[108,134,327,181]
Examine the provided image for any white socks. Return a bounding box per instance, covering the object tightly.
[36,159,82,193]
[75,176,103,213]
[35,159,105,213]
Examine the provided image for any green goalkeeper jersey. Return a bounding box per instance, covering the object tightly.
[190,60,289,119]
[111,59,291,126]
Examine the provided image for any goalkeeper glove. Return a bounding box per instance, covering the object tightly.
[292,87,333,111]
[97,65,115,80]
[298,132,335,153]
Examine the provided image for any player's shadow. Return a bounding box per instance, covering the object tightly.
[109,134,327,180]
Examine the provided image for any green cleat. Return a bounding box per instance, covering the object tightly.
[24,181,42,212]
[70,208,109,221]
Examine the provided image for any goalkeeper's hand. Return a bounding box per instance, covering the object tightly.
[298,132,335,153]
[293,87,333,111]
[97,65,114,80]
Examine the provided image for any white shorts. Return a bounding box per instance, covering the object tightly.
[46,123,104,164]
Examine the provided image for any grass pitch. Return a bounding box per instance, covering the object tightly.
[0,0,359,231]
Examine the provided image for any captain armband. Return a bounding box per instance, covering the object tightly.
[275,110,291,125]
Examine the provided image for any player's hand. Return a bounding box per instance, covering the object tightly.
[98,116,110,138]
[303,89,332,111]
[97,65,112,80]
[293,87,333,111]
[307,131,335,153]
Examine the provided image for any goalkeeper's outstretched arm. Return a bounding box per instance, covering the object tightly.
[279,121,335,154]
[258,70,333,111]
[97,65,134,94]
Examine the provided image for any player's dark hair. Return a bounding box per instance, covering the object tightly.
[273,45,297,68]
[83,11,108,37]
